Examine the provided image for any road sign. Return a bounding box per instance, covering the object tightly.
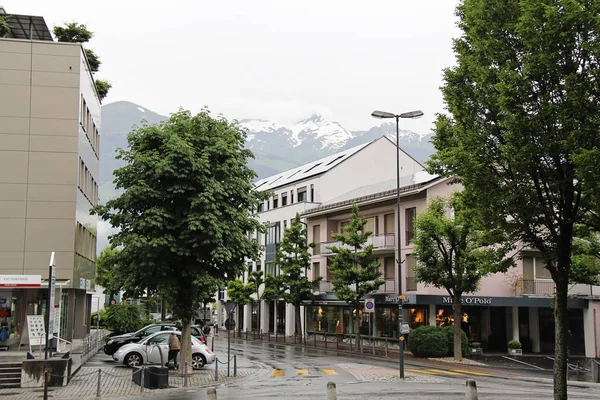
[220,300,237,314]
[224,318,236,331]
[400,323,410,335]
[364,298,375,313]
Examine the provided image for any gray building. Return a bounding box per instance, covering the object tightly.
[0,9,100,346]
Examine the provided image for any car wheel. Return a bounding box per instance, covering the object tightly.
[192,353,206,369]
[125,352,143,368]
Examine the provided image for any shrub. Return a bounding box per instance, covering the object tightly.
[407,325,448,358]
[508,339,522,349]
[104,304,145,334]
[469,341,481,348]
[91,309,108,327]
[441,325,469,357]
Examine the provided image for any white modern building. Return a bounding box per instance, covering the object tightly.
[219,136,424,336]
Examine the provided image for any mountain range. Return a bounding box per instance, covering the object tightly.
[100,101,436,199]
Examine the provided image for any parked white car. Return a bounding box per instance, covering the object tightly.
[112,331,215,369]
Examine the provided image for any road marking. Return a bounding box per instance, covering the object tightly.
[321,369,337,375]
[427,369,462,375]
[451,369,490,377]
[272,369,285,377]
[297,369,310,376]
[407,369,438,375]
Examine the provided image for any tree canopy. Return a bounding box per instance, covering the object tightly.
[428,1,600,397]
[96,247,123,301]
[0,16,11,37]
[93,108,264,373]
[412,194,513,360]
[327,204,383,351]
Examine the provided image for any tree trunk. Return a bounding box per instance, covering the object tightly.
[178,317,193,376]
[160,295,166,321]
[355,302,361,353]
[295,304,302,342]
[257,299,261,334]
[554,267,570,399]
[452,295,463,361]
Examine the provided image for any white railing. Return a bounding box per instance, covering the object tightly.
[319,234,395,255]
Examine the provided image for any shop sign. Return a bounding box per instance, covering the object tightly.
[441,296,492,305]
[0,275,41,287]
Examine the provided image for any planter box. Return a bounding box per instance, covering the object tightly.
[132,366,169,389]
[470,348,483,356]
[508,348,523,356]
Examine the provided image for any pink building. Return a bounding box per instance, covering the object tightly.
[303,174,600,357]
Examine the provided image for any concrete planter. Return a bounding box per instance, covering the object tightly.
[508,348,523,356]
[132,366,169,389]
[21,358,72,388]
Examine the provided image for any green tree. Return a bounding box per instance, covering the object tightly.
[0,16,11,37]
[94,79,111,101]
[53,22,110,100]
[428,1,600,396]
[104,303,145,334]
[327,204,383,351]
[96,247,123,302]
[52,22,93,42]
[226,278,253,335]
[571,231,600,286]
[93,109,264,374]
[412,195,513,360]
[274,214,321,341]
[247,270,265,332]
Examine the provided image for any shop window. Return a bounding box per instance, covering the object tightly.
[410,308,427,329]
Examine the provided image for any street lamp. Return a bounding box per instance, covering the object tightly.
[371,109,423,378]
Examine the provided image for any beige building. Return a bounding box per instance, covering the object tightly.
[0,10,99,345]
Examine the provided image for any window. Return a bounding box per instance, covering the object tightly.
[258,202,264,213]
[310,184,315,202]
[256,262,261,271]
[313,262,320,280]
[312,225,320,255]
[304,163,322,174]
[283,220,287,230]
[281,193,288,206]
[384,213,395,234]
[374,216,380,235]
[405,207,417,244]
[147,333,169,344]
[523,256,552,280]
[298,188,307,202]
[384,257,395,279]
[326,155,345,166]
[273,195,279,208]
[405,254,417,291]
[290,191,294,204]
[144,326,161,336]
[340,221,349,234]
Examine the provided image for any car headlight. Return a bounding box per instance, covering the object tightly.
[107,340,114,345]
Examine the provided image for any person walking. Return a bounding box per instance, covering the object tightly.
[168,333,181,369]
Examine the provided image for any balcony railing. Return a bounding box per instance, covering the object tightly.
[319,234,395,255]
[379,278,396,293]
[516,279,555,296]
[318,280,333,293]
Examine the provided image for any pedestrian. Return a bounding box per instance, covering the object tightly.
[168,333,181,369]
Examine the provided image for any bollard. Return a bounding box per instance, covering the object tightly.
[206,387,218,400]
[465,379,478,400]
[246,330,248,340]
[211,336,214,352]
[314,333,317,348]
[372,337,375,355]
[140,368,145,393]
[96,368,101,399]
[234,355,237,377]
[215,357,219,382]
[385,338,388,357]
[184,362,189,387]
[326,381,337,400]
[43,368,49,400]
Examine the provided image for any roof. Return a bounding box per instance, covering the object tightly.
[2,14,53,41]
[302,171,444,216]
[253,140,373,191]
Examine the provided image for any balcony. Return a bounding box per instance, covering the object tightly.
[319,234,395,255]
[318,280,333,293]
[379,279,396,293]
[405,277,417,292]
[516,280,555,296]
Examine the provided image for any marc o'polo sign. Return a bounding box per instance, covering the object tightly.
[442,296,492,306]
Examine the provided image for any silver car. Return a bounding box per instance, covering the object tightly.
[112,331,215,369]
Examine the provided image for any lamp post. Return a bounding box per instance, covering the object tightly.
[371,109,423,378]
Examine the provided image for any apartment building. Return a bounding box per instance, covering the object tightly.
[219,136,424,336]
[303,173,600,357]
[0,10,100,346]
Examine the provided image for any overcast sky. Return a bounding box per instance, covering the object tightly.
[5,0,461,134]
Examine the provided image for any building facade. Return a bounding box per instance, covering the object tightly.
[0,10,100,347]
[303,174,600,357]
[219,136,424,335]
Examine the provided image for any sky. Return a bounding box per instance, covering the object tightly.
[4,0,461,135]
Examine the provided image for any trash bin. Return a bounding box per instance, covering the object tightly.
[132,366,169,389]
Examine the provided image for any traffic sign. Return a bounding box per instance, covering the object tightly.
[224,318,236,331]
[364,298,375,313]
[221,300,237,314]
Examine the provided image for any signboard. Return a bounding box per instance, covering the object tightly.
[47,256,56,341]
[441,296,492,306]
[19,315,46,351]
[0,275,41,287]
[400,323,410,335]
[80,278,86,289]
[52,305,61,335]
[364,298,375,313]
[85,279,91,291]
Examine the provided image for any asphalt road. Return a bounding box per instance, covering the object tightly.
[89,336,600,400]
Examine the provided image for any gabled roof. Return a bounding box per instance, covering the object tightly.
[253,140,375,191]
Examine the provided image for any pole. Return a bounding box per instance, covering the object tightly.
[227,310,232,377]
[96,368,101,399]
[96,296,100,331]
[395,116,405,378]
[43,368,49,400]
